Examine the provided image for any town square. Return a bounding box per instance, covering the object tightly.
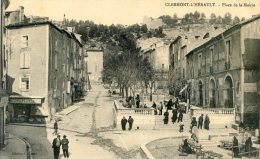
[0,0,260,158]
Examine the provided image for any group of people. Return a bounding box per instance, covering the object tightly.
[233,136,253,158]
[190,114,210,132]
[151,101,164,115]
[163,98,183,124]
[121,116,134,130]
[52,120,70,159]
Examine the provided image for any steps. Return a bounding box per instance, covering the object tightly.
[154,113,191,130]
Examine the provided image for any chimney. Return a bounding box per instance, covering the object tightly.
[19,6,24,22]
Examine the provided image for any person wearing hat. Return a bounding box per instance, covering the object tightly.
[61,135,70,158]
[52,135,61,159]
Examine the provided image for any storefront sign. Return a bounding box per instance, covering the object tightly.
[9,98,42,104]
[244,83,257,92]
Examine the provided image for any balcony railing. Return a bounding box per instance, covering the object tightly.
[191,108,235,115]
[117,108,155,115]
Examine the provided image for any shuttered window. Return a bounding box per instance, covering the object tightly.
[20,51,30,69]
[20,76,30,91]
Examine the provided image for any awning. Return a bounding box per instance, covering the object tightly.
[179,85,188,95]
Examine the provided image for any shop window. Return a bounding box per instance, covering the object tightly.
[21,35,28,48]
[20,76,30,91]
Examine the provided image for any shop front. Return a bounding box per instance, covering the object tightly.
[9,96,46,124]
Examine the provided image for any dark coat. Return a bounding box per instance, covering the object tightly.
[198,116,203,124]
[52,138,61,148]
[128,117,134,124]
[61,138,69,150]
[167,100,173,110]
[121,118,127,125]
[54,122,58,129]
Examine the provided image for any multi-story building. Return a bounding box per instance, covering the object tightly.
[169,26,224,98]
[140,39,170,92]
[85,47,103,83]
[5,8,84,123]
[186,15,260,129]
[0,0,9,149]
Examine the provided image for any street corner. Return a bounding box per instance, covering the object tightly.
[0,136,28,159]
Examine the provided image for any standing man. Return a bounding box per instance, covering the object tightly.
[136,94,140,108]
[198,114,204,129]
[164,110,169,124]
[233,136,239,158]
[128,116,134,130]
[61,135,69,158]
[158,102,163,115]
[204,114,210,130]
[121,116,127,130]
[166,99,173,111]
[52,135,61,159]
[53,120,58,135]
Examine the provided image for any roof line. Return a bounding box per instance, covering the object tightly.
[186,15,260,56]
[6,21,83,47]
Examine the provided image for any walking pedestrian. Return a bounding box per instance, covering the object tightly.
[121,116,127,130]
[190,117,197,132]
[204,114,210,130]
[178,112,183,123]
[53,120,58,135]
[128,116,134,130]
[52,135,61,159]
[233,136,239,158]
[171,108,178,123]
[164,110,169,124]
[198,114,204,129]
[158,102,163,115]
[61,135,69,158]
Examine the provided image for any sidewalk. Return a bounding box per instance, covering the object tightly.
[0,134,29,159]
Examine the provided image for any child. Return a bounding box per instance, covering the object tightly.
[179,122,184,132]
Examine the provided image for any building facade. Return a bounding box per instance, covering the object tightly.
[6,20,83,123]
[85,48,103,83]
[0,0,10,149]
[186,15,260,129]
[140,40,169,92]
[169,26,224,98]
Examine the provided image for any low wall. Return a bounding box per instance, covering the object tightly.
[191,107,235,128]
[114,100,156,130]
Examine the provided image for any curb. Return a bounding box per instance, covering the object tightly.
[140,135,189,159]
[20,137,33,159]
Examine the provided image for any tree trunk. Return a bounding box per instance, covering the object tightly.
[125,85,128,98]
[122,85,124,98]
[150,83,153,102]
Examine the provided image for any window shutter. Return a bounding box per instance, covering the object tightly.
[24,51,30,68]
[20,52,24,68]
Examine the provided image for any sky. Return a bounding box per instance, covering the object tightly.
[7,0,260,25]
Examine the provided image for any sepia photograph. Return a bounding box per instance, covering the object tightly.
[0,0,260,158]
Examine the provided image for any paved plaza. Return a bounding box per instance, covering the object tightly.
[1,84,259,159]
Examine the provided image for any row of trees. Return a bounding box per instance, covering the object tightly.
[102,30,155,98]
[159,11,244,27]
[64,19,165,42]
